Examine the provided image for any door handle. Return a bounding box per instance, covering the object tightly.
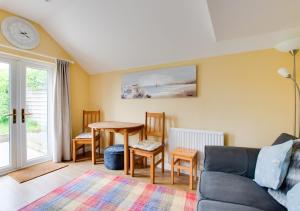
[5,109,17,124]
[22,109,32,123]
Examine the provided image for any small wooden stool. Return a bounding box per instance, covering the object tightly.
[171,147,198,190]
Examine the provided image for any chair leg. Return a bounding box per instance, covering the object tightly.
[194,157,197,182]
[150,156,155,184]
[177,160,181,176]
[98,138,101,158]
[161,150,164,173]
[143,157,147,168]
[72,141,76,162]
[189,159,193,190]
[171,155,174,184]
[92,137,96,165]
[130,150,134,177]
[83,145,85,155]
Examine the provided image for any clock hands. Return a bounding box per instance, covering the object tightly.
[20,31,30,39]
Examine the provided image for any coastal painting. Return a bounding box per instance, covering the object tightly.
[121,65,197,99]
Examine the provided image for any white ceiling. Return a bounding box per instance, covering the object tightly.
[0,0,300,74]
[207,0,300,41]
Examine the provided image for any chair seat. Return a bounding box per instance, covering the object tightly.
[132,140,162,151]
[75,132,92,139]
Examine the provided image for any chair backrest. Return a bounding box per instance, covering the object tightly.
[145,112,165,144]
[82,110,100,132]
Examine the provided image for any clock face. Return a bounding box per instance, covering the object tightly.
[1,16,40,50]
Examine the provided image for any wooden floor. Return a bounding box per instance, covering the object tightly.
[0,160,197,211]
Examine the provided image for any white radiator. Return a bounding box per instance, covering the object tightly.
[168,128,224,170]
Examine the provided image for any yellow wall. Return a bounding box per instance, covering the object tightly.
[1,9,298,148]
[89,49,299,148]
[0,9,89,136]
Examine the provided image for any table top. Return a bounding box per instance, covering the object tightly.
[172,147,197,158]
[89,121,144,130]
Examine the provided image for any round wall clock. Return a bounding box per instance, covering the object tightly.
[1,16,40,50]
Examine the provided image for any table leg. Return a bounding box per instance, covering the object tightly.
[92,128,96,164]
[109,132,114,146]
[124,130,129,175]
[178,160,181,176]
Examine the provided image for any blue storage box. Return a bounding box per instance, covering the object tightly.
[104,144,124,170]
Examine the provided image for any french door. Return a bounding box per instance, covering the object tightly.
[0,56,53,175]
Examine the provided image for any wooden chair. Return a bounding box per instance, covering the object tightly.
[72,110,101,162]
[130,112,165,184]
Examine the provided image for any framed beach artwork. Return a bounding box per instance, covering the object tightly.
[121,65,197,99]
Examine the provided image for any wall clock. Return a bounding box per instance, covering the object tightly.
[1,16,40,50]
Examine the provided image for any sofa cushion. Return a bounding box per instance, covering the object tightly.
[272,133,297,146]
[199,171,286,211]
[198,200,263,211]
[287,182,300,211]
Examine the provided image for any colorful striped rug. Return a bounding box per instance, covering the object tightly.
[20,170,197,211]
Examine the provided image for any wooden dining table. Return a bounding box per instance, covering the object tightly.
[89,121,144,175]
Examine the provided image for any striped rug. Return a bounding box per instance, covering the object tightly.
[20,170,197,211]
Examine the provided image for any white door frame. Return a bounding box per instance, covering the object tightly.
[0,54,54,175]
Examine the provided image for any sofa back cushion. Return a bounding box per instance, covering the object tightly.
[273,133,297,146]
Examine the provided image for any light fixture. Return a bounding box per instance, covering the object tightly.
[277,68,300,94]
[277,68,300,126]
[275,37,300,137]
[275,37,300,54]
[278,67,291,78]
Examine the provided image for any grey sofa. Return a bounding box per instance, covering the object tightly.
[197,133,297,211]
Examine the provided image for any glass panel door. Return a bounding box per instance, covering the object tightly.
[0,62,10,169]
[0,59,17,174]
[21,63,51,165]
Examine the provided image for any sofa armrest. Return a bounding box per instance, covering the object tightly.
[204,146,260,179]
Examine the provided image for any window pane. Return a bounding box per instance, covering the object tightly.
[0,63,10,168]
[26,67,48,160]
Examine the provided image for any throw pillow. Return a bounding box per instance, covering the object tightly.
[287,182,300,211]
[254,140,293,189]
[268,140,300,207]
